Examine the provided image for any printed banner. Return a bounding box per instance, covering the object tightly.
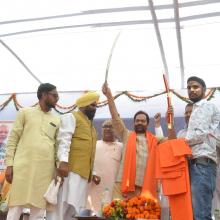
[0,121,13,171]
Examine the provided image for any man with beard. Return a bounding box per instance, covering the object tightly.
[102,83,163,199]
[185,76,220,220]
[47,91,100,220]
[5,83,60,220]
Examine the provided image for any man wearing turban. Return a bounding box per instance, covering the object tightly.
[47,91,101,220]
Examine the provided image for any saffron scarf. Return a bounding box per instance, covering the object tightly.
[121,131,158,198]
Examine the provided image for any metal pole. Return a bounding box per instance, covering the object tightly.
[148,0,169,81]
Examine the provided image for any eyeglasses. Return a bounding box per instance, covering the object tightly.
[47,92,59,99]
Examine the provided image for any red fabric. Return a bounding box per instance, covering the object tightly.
[156,139,193,220]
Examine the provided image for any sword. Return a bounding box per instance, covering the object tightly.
[105,32,121,83]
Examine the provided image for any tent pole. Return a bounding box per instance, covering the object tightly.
[173,0,185,89]
[0,0,219,26]
[0,39,42,84]
[148,0,169,82]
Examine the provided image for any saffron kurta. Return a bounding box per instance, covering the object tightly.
[5,105,60,209]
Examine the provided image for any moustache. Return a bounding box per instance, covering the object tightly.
[135,124,144,128]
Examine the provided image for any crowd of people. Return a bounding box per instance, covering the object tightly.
[1,76,220,220]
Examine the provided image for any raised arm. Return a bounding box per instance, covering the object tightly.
[102,83,129,140]
[102,82,119,120]
[154,113,164,137]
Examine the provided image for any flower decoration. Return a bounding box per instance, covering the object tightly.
[126,196,160,219]
[102,195,160,220]
[103,199,127,220]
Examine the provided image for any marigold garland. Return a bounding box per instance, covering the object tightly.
[102,195,161,220]
[0,94,14,111]
[0,88,220,113]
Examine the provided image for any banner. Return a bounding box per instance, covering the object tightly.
[0,121,13,171]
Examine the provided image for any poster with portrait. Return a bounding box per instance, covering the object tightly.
[0,121,13,171]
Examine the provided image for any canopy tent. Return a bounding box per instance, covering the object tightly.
[1,0,220,119]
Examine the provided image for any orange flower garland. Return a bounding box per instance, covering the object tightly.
[102,199,127,220]
[0,88,219,113]
[102,195,161,220]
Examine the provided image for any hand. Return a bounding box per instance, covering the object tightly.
[186,139,203,147]
[55,175,64,186]
[92,175,101,185]
[154,113,161,127]
[166,105,174,116]
[158,137,168,144]
[57,161,69,178]
[102,83,112,98]
[5,166,13,184]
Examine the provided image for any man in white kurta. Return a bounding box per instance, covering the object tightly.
[46,92,100,220]
[5,83,60,220]
[86,120,123,214]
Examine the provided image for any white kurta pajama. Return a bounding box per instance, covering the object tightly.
[47,113,93,220]
[5,105,60,220]
[86,140,122,213]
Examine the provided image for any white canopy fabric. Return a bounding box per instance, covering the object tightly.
[1,0,220,94]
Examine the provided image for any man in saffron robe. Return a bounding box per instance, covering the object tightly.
[102,83,163,199]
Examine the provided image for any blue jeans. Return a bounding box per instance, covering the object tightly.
[189,161,216,220]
